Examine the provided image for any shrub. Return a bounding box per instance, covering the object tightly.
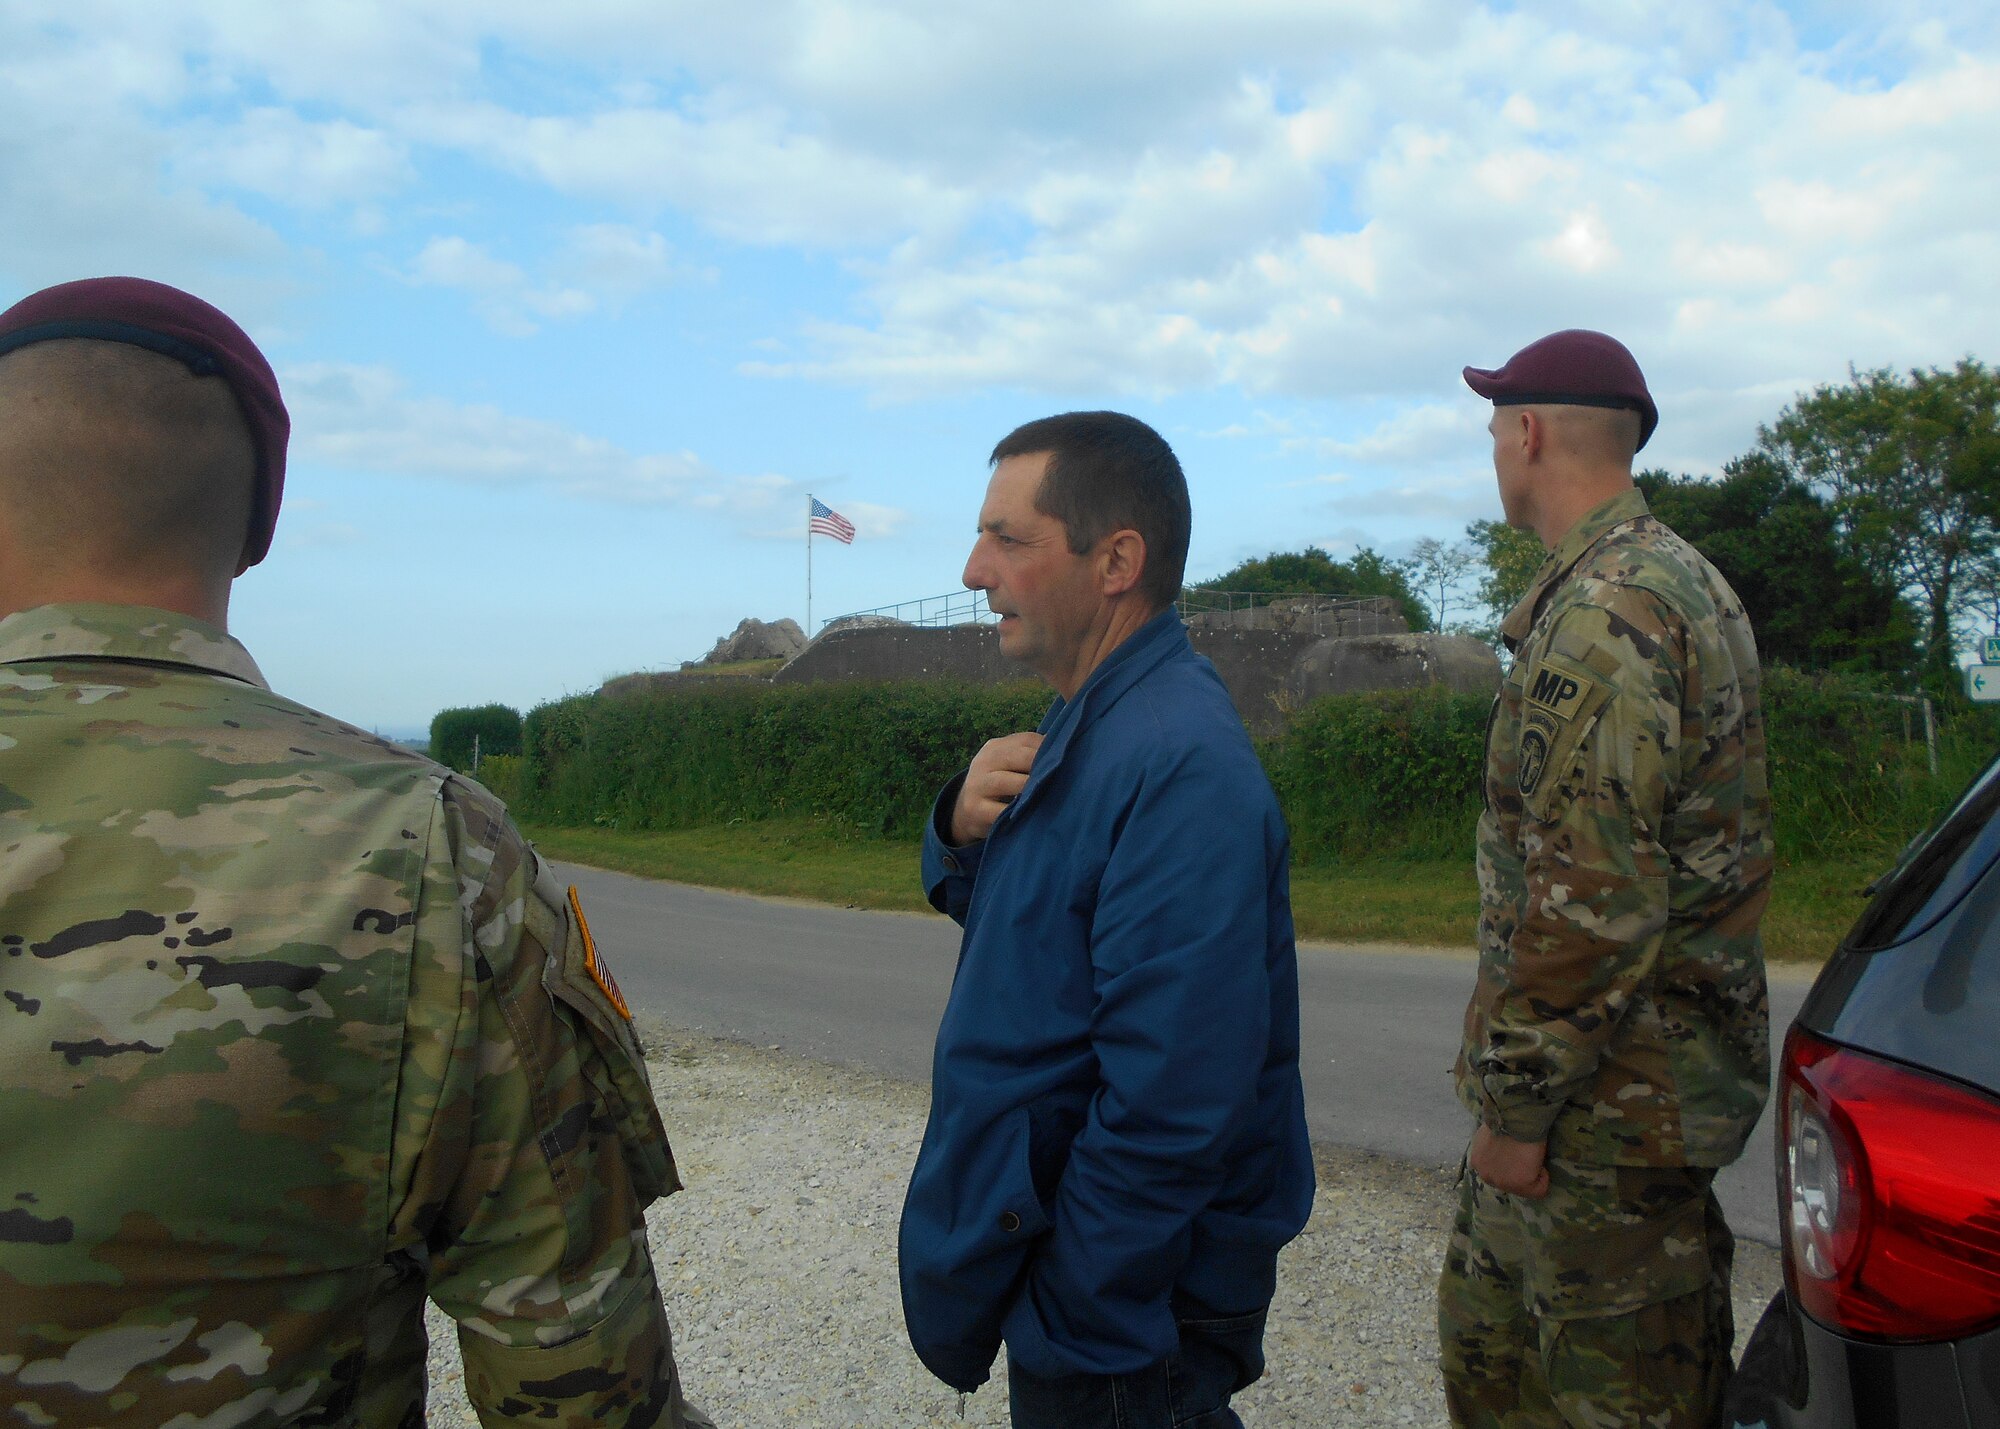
[519,681,1049,836]
[429,703,523,773]
[512,667,1998,863]
[1761,668,1995,860]
[1262,687,1489,864]
[473,754,524,806]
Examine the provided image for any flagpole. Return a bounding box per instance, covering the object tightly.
[806,493,814,639]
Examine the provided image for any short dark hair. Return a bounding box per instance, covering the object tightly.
[990,411,1191,609]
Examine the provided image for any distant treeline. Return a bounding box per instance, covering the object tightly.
[484,671,1997,866]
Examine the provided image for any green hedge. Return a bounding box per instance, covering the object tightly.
[1760,668,1997,860]
[1263,687,1489,864]
[522,680,1049,837]
[430,704,523,773]
[513,671,1999,862]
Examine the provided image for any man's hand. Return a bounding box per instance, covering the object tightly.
[1469,1125,1550,1199]
[948,732,1043,846]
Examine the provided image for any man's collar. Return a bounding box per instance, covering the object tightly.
[1497,487,1651,650]
[0,603,267,687]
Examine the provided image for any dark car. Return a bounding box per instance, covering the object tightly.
[1727,750,2000,1428]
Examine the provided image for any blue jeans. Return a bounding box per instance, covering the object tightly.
[1006,1302,1269,1429]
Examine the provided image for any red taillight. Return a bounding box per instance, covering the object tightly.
[1780,1026,2000,1341]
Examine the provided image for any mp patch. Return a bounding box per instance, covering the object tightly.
[1524,660,1597,721]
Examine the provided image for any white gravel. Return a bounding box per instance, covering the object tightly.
[425,1021,1780,1426]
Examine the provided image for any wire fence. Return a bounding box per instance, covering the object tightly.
[818,589,997,632]
[819,588,1398,634]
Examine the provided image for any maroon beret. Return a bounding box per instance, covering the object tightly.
[0,276,289,571]
[1463,328,1658,451]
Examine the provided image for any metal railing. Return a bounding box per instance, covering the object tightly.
[818,590,997,632]
[1173,590,1395,633]
[819,589,1395,635]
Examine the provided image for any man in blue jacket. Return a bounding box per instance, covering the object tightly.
[900,410,1315,1428]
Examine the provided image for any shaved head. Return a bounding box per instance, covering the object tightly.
[1486,400,1646,548]
[0,339,256,595]
[1525,403,1644,467]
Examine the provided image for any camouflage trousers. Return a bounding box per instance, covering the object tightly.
[1437,1153,1734,1429]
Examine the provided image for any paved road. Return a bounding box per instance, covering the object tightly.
[563,862,1813,1246]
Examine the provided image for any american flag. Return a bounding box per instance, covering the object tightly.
[809,497,856,544]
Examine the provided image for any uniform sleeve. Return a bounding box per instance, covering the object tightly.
[1472,591,1686,1145]
[400,781,701,1428]
[1007,748,1282,1375]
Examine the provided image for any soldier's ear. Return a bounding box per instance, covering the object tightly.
[1520,409,1548,462]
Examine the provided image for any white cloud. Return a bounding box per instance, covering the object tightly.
[5,0,1997,478]
[564,224,694,297]
[284,359,917,535]
[288,361,752,509]
[698,8,2000,421]
[836,500,913,539]
[404,236,591,336]
[404,97,974,249]
[1281,472,1353,489]
[0,11,284,300]
[1320,472,1496,522]
[1301,402,1484,466]
[403,230,694,335]
[176,108,414,210]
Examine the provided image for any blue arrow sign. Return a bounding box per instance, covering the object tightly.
[1970,665,2000,702]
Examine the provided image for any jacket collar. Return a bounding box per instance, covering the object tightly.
[0,602,268,688]
[1003,607,1188,826]
[1498,487,1651,652]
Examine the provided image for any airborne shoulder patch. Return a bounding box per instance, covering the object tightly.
[1522,658,1597,722]
[1519,721,1552,796]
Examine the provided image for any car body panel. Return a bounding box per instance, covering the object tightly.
[1728,748,2000,1429]
[1799,863,2000,1098]
[1735,1302,2000,1429]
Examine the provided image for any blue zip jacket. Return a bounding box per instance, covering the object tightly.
[899,610,1314,1390]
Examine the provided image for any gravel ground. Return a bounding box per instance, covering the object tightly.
[425,1021,1781,1426]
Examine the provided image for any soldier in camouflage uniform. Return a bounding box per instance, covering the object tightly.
[0,277,711,1427]
[1438,331,1772,1428]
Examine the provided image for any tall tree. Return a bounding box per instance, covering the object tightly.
[1408,536,1477,631]
[1637,457,1916,674]
[1190,546,1430,631]
[1759,359,2000,675]
[1465,518,1545,634]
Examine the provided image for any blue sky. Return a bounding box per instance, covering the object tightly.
[4,1,1996,734]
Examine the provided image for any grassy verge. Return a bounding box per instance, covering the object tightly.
[524,820,1877,963]
[524,820,934,914]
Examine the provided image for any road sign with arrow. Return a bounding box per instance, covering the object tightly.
[1970,665,2000,703]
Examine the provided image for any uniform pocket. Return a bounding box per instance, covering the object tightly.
[530,857,680,1205]
[1526,1161,1713,1320]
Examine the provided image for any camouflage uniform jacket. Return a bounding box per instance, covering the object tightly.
[1455,490,1772,1168]
[0,603,687,1427]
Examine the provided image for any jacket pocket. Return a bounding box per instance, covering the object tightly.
[901,1103,1055,1390]
[1025,1098,1084,1209]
